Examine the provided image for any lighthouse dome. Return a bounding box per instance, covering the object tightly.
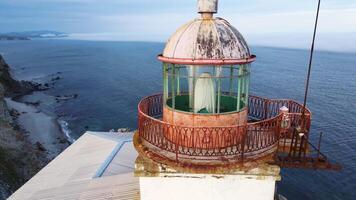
[162,17,251,60]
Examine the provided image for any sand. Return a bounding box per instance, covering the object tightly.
[5,98,68,160]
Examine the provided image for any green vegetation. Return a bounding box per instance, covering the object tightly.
[0,147,20,191]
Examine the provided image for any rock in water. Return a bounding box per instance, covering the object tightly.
[35,142,47,152]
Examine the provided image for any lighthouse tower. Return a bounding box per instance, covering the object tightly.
[134,0,339,200]
[134,1,278,200]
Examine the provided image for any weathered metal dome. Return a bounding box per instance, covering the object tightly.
[162,17,251,60]
[159,0,254,65]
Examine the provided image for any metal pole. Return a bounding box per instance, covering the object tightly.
[229,66,233,95]
[296,0,321,163]
[163,64,168,102]
[301,0,321,121]
[172,64,176,110]
[217,66,221,113]
[237,66,242,111]
[192,67,196,113]
[177,67,180,95]
[317,132,323,159]
[245,65,250,108]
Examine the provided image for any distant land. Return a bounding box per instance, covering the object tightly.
[0,31,68,40]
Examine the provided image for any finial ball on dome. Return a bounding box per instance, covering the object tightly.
[198,0,218,14]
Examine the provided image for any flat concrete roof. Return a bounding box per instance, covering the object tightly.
[8,131,139,200]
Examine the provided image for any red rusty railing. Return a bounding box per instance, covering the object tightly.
[248,95,310,120]
[137,94,311,165]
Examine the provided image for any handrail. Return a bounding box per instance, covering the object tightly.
[137,94,311,165]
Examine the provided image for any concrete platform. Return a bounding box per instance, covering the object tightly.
[8,131,139,200]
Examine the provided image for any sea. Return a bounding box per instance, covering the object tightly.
[0,39,355,200]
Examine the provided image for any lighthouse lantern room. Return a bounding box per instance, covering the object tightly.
[134,1,340,200]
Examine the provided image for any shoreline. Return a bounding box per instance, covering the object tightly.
[1,53,71,199]
[13,91,76,145]
[5,98,69,160]
[57,119,76,144]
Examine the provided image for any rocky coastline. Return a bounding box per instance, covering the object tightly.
[0,54,69,199]
[0,31,68,41]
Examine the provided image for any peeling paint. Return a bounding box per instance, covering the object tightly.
[163,18,250,60]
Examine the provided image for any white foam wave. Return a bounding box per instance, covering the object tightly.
[58,119,76,143]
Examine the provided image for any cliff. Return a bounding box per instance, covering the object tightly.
[0,55,45,199]
[0,55,40,97]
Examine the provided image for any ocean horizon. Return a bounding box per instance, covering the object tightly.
[0,39,355,200]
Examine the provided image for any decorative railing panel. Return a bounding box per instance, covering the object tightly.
[248,95,311,120]
[138,94,311,164]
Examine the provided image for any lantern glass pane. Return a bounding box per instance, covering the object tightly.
[164,64,250,114]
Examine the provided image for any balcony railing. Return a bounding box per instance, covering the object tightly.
[137,94,311,166]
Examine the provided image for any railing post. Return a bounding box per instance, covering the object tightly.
[298,134,305,159]
[292,128,299,158]
[264,99,268,120]
[288,128,296,157]
[175,126,179,162]
[275,114,282,159]
[240,126,246,164]
[304,115,311,158]
[298,113,308,159]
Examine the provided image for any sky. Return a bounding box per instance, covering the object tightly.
[0,0,355,52]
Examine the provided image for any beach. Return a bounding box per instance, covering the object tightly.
[0,53,71,199]
[5,98,68,160]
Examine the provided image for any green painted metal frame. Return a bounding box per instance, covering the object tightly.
[163,63,250,114]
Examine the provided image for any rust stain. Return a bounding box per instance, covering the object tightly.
[133,131,281,177]
[163,18,250,60]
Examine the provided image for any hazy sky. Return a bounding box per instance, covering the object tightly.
[0,0,355,51]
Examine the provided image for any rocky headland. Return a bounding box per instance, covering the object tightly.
[0,31,68,41]
[0,54,69,199]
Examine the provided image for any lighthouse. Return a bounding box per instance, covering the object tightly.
[135,0,278,200]
[134,0,340,200]
[5,1,341,200]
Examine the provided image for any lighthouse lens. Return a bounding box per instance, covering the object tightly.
[164,64,250,114]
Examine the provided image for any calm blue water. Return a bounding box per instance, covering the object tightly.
[0,40,355,200]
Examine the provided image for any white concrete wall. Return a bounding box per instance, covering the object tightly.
[140,174,276,200]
